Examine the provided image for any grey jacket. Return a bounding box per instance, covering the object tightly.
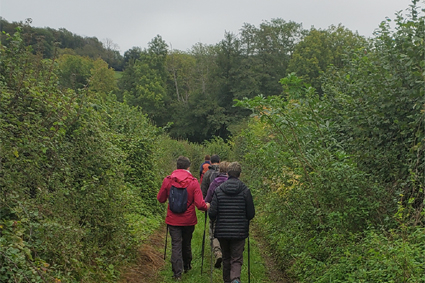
[201,164,219,198]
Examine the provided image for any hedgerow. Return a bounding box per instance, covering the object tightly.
[0,28,164,282]
[234,2,424,281]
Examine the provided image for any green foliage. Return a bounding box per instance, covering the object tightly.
[233,3,425,279]
[295,228,425,282]
[0,28,164,282]
[89,58,117,95]
[115,19,305,142]
[322,1,425,225]
[57,54,117,95]
[102,96,162,215]
[57,54,94,90]
[287,25,366,93]
[155,137,205,176]
[0,18,124,70]
[203,136,234,162]
[235,83,387,272]
[118,36,168,121]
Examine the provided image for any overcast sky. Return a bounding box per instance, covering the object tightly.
[0,0,415,54]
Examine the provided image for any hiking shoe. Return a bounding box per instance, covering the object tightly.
[214,256,222,268]
[172,275,182,281]
[231,280,241,283]
[184,264,192,273]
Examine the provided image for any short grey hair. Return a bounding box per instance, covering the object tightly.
[227,162,241,178]
[219,161,229,173]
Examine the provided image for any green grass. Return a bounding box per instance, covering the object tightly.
[158,210,273,282]
[114,71,123,80]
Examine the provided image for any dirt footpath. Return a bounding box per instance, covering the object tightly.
[120,224,290,283]
[119,226,166,283]
[251,226,290,283]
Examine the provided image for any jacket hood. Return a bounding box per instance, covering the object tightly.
[212,175,228,185]
[170,169,194,187]
[221,178,244,196]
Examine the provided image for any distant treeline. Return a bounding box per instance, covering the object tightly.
[0,17,366,143]
[115,20,366,142]
[0,18,124,71]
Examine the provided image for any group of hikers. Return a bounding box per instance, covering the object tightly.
[157,154,255,283]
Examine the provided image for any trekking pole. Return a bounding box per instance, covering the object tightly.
[163,224,168,260]
[210,221,214,283]
[248,235,251,283]
[201,212,207,274]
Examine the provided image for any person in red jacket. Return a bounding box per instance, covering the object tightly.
[157,156,210,281]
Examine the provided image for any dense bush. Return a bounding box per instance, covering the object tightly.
[0,28,163,282]
[203,136,234,162]
[322,2,425,225]
[233,2,424,281]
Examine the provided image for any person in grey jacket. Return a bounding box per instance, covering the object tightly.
[208,162,255,283]
[201,154,220,198]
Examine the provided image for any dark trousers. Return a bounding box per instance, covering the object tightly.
[219,238,245,283]
[168,225,195,277]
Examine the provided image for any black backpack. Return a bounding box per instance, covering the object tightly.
[169,186,189,213]
[209,169,219,183]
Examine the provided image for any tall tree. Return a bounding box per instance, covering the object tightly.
[288,25,366,93]
[57,54,93,90]
[254,19,304,95]
[102,38,124,71]
[118,36,168,122]
[89,58,117,95]
[190,43,217,98]
[164,46,225,142]
[166,50,196,104]
[123,46,143,66]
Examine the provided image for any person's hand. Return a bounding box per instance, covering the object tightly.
[206,203,210,210]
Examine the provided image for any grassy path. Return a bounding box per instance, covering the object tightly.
[156,210,276,283]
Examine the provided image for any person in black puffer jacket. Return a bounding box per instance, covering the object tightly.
[208,162,255,283]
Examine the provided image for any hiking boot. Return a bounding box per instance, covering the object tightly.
[184,264,192,273]
[172,275,182,281]
[214,256,222,268]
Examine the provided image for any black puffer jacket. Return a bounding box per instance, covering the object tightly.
[208,177,255,239]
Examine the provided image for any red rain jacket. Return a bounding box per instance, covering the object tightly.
[157,169,208,226]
